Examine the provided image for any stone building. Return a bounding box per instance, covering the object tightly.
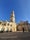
[0,10,30,32]
[17,21,29,32]
[0,10,17,32]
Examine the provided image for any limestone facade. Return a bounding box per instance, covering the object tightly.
[0,10,17,32]
[0,10,30,32]
[0,21,17,32]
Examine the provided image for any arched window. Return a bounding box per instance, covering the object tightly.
[4,23,6,26]
[7,23,9,26]
[10,25,12,27]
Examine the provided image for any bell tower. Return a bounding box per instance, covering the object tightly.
[10,10,15,22]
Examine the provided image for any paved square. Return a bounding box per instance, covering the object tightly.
[0,32,30,40]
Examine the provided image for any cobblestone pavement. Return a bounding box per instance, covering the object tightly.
[0,32,30,40]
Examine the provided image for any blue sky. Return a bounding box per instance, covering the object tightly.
[0,0,30,23]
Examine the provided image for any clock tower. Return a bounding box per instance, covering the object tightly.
[10,10,15,22]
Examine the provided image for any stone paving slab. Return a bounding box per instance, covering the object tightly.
[0,32,30,40]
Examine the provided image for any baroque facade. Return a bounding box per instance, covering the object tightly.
[0,10,17,32]
[0,10,30,32]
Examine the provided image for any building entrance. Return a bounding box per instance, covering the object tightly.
[23,27,24,32]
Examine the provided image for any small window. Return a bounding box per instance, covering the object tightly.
[7,23,9,26]
[10,25,12,27]
[4,23,6,26]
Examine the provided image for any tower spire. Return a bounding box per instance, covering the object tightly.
[10,10,15,22]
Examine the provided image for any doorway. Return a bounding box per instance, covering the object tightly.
[23,27,24,32]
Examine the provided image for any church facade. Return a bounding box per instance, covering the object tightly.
[0,10,29,32]
[0,11,17,32]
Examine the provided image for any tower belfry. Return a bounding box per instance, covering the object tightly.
[10,10,15,22]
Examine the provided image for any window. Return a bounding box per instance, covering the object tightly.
[7,23,9,26]
[10,25,12,27]
[4,23,6,26]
